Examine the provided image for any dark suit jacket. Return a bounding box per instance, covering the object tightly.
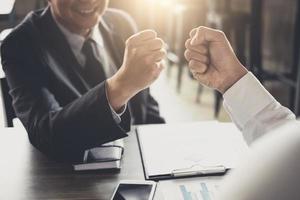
[1,7,165,162]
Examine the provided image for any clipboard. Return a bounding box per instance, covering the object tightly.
[136,121,249,180]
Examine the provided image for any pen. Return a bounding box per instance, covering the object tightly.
[171,165,226,178]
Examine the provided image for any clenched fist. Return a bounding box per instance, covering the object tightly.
[107,30,166,110]
[184,26,248,94]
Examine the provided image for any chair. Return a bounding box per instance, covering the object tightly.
[0,77,15,127]
[0,0,16,32]
[0,28,15,127]
[0,0,46,30]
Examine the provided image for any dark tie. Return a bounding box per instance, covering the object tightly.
[81,39,106,88]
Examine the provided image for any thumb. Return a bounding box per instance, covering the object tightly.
[191,26,225,46]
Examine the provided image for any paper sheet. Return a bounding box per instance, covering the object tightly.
[158,176,223,200]
[137,121,249,178]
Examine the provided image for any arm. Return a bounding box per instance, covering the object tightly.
[1,33,130,162]
[223,72,295,144]
[104,11,166,113]
[185,26,296,144]
[2,26,166,163]
[104,9,165,124]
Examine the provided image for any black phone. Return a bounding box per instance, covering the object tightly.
[111,180,157,200]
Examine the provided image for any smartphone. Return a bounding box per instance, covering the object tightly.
[110,180,157,200]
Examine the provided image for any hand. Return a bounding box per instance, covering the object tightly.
[184,26,248,94]
[107,30,166,110]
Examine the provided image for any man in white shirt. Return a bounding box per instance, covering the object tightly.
[185,26,300,199]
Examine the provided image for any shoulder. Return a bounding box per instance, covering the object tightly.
[104,8,136,27]
[102,8,138,37]
[1,9,43,53]
[1,9,47,74]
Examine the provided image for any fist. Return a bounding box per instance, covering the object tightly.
[184,26,247,93]
[119,30,166,93]
[106,30,166,111]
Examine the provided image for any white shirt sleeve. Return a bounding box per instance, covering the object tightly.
[223,72,296,144]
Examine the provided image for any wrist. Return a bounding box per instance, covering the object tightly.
[106,74,137,110]
[219,64,248,94]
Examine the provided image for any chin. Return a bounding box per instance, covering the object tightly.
[83,21,97,28]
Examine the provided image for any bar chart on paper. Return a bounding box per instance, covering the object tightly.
[179,182,219,200]
[159,177,222,200]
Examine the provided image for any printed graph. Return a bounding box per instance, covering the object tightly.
[179,182,219,200]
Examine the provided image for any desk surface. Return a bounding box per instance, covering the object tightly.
[0,127,149,199]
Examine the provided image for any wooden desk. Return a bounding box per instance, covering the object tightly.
[0,127,151,199]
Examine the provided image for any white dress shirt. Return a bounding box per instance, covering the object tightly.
[223,72,296,144]
[217,72,300,200]
[54,20,126,123]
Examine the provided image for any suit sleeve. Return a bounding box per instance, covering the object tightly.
[1,32,131,163]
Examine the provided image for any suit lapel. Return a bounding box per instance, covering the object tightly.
[36,7,90,93]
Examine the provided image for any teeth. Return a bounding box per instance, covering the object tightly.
[79,8,94,14]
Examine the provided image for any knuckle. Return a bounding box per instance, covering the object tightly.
[184,50,191,60]
[148,30,157,38]
[184,50,188,59]
[152,39,164,50]
[153,51,164,60]
[126,41,133,49]
[185,39,191,48]
[198,26,206,33]
[189,60,196,68]
[126,37,132,45]
[159,49,166,57]
[199,63,208,72]
[156,38,164,46]
[216,30,225,38]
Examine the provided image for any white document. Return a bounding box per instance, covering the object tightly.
[137,121,249,179]
[158,176,223,200]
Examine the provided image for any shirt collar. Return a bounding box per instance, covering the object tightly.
[53,16,105,53]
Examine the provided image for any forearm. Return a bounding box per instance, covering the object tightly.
[106,74,137,111]
[16,83,130,162]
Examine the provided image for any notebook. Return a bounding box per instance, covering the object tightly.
[73,139,124,171]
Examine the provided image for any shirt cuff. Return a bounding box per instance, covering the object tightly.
[108,103,127,124]
[223,72,275,129]
[104,82,127,124]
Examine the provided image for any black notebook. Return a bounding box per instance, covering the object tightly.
[73,139,124,171]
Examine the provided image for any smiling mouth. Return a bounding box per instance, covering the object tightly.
[73,6,98,16]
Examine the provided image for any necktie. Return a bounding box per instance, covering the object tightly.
[81,39,106,87]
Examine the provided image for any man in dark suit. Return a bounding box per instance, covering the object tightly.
[1,0,166,162]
